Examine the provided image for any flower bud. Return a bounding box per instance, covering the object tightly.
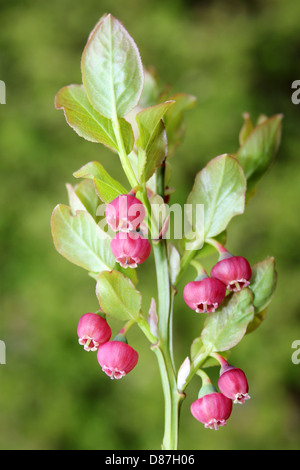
[190,392,233,430]
[183,277,226,313]
[218,363,250,404]
[77,313,111,351]
[211,256,252,292]
[105,194,146,232]
[97,340,139,379]
[177,356,191,391]
[110,232,151,268]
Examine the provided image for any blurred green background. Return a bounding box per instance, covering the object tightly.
[1,0,300,450]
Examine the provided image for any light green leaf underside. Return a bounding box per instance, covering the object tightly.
[81,14,144,119]
[187,154,246,243]
[236,114,283,191]
[74,161,128,203]
[201,288,254,352]
[55,84,134,153]
[51,204,114,272]
[136,101,175,182]
[96,270,142,321]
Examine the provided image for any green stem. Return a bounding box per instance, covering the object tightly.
[151,343,185,450]
[137,316,158,344]
[178,345,213,393]
[113,115,183,448]
[112,115,138,188]
[151,164,183,450]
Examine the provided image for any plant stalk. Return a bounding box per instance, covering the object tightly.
[151,163,184,450]
[114,118,184,448]
[112,115,138,188]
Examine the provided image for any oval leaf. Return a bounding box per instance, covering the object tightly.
[96,270,142,321]
[236,114,283,191]
[81,14,144,118]
[201,288,254,352]
[73,179,100,219]
[136,101,174,182]
[187,154,246,241]
[250,256,277,313]
[246,257,277,333]
[163,93,197,156]
[74,161,128,203]
[55,85,133,153]
[51,204,115,272]
[190,337,230,368]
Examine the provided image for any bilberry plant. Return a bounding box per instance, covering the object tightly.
[51,14,280,449]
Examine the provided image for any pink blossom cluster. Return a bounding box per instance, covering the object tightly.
[184,251,252,430]
[183,252,252,314]
[105,194,151,269]
[191,359,250,430]
[76,195,151,380]
[77,312,138,379]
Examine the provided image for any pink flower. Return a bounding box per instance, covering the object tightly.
[218,364,250,404]
[183,277,226,313]
[211,256,252,292]
[105,194,146,232]
[97,340,139,379]
[77,313,111,351]
[190,392,233,430]
[110,232,151,268]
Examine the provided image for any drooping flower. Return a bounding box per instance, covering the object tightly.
[218,362,250,404]
[105,194,146,232]
[191,393,233,430]
[110,231,151,268]
[211,255,252,292]
[77,313,111,351]
[183,277,226,313]
[97,340,139,379]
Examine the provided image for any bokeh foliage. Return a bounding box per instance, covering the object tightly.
[0,0,300,450]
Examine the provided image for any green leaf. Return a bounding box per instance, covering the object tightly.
[163,93,197,156]
[201,289,254,352]
[186,154,246,243]
[247,257,277,333]
[138,68,160,108]
[73,161,128,203]
[81,14,144,119]
[190,337,230,368]
[136,101,175,182]
[246,307,267,335]
[239,112,253,146]
[66,180,99,219]
[66,183,88,215]
[250,256,277,312]
[194,232,227,259]
[236,114,283,191]
[51,204,115,272]
[96,270,142,321]
[74,179,100,219]
[55,85,134,153]
[115,264,138,286]
[136,101,175,149]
